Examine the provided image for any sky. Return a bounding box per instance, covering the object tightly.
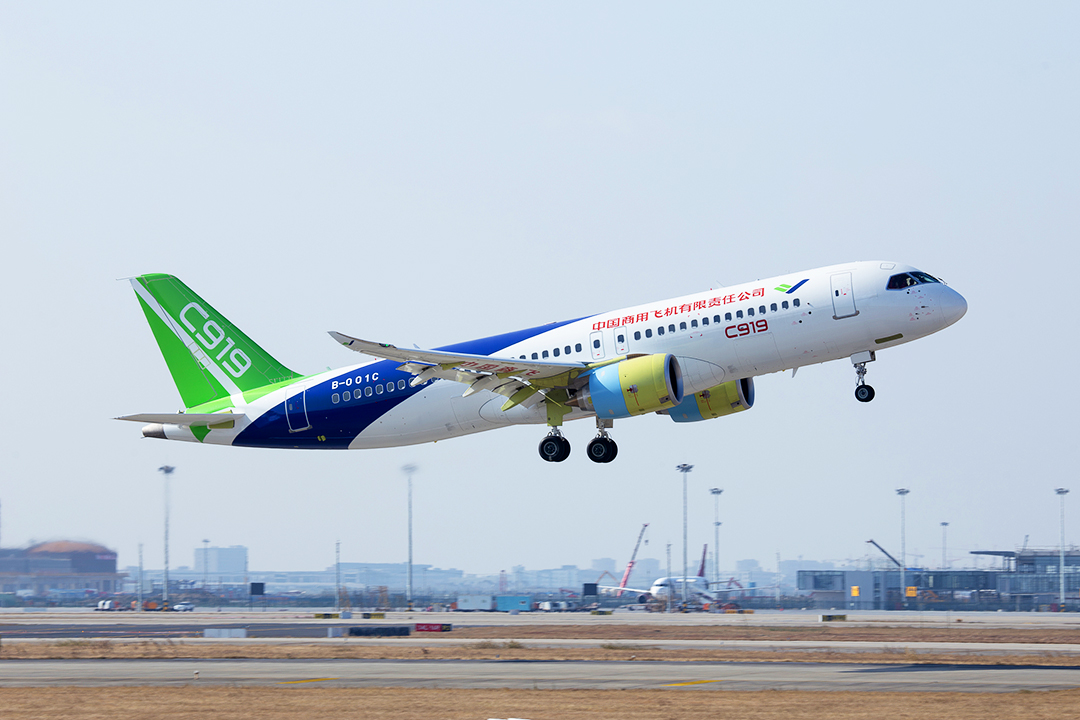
[1,2,1078,579]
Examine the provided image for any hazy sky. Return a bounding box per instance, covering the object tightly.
[1,3,1077,578]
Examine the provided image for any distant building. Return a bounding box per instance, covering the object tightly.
[591,558,616,574]
[195,545,248,575]
[0,541,124,596]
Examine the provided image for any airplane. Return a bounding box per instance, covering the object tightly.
[605,546,719,606]
[117,261,966,462]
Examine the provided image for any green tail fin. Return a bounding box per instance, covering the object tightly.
[131,274,301,409]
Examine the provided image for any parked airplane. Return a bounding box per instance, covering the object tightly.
[118,261,966,462]
[607,546,720,605]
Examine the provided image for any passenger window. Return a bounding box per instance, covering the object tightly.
[691,319,698,328]
[702,317,709,326]
[364,386,373,397]
[657,326,665,336]
[793,298,801,307]
[747,307,754,317]
[520,355,525,360]
[759,306,766,314]
[553,347,560,357]
[634,331,641,340]
[714,315,722,324]
[668,324,675,333]
[679,322,687,331]
[542,350,549,358]
[376,384,384,395]
[398,379,406,390]
[645,329,653,338]
[593,339,600,349]
[736,310,743,319]
[725,312,732,321]
[387,382,394,392]
[531,352,539,360]
[782,300,789,310]
[343,390,351,401]
[575,343,582,352]
[617,334,625,343]
[565,346,571,355]
[770,303,777,312]
[332,393,340,404]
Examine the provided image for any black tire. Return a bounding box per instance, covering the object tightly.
[587,438,609,463]
[554,436,571,462]
[855,384,876,403]
[538,436,563,462]
[603,440,618,463]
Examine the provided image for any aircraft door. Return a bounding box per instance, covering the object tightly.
[286,389,311,432]
[589,330,605,360]
[830,272,859,319]
[615,328,629,355]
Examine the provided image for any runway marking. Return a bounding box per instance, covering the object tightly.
[277,678,337,684]
[661,679,724,687]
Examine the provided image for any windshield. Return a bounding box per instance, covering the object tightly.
[887,271,941,290]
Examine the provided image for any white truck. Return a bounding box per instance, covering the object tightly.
[455,594,494,611]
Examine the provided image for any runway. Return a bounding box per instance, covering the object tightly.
[0,658,1077,692]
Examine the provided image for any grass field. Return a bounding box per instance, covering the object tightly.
[3,686,1079,720]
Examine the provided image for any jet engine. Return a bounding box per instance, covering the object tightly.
[663,377,755,423]
[574,354,683,418]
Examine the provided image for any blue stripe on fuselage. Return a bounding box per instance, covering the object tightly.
[233,316,593,448]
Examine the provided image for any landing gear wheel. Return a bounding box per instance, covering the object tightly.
[538,434,571,462]
[855,384,876,403]
[586,437,619,464]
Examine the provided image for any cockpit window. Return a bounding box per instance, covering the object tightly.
[910,271,940,284]
[887,271,940,290]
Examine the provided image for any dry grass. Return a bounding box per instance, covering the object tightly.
[2,639,1079,666]
[3,686,1080,720]
[444,623,1080,645]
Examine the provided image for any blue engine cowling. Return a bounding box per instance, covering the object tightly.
[664,377,755,422]
[575,354,684,419]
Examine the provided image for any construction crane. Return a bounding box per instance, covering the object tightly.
[866,539,902,568]
[617,523,649,598]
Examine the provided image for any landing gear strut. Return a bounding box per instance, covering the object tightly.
[586,419,618,464]
[538,428,571,462]
[851,350,876,403]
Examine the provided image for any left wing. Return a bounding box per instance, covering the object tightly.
[328,332,599,411]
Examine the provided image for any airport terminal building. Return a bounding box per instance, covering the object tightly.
[0,541,124,599]
[798,549,1080,610]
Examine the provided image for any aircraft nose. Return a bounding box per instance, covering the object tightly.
[939,285,968,327]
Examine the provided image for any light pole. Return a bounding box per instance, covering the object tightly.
[676,464,693,607]
[158,465,175,607]
[202,539,210,589]
[896,488,909,609]
[710,488,723,585]
[403,464,417,610]
[1056,488,1069,610]
[940,523,949,570]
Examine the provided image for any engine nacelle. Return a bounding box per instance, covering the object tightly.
[664,377,755,423]
[575,354,684,419]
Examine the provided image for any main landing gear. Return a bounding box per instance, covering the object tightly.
[586,420,618,464]
[538,429,571,462]
[538,420,620,463]
[851,350,877,403]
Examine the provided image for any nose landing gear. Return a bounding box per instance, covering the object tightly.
[851,350,877,403]
[586,419,618,464]
[538,429,571,462]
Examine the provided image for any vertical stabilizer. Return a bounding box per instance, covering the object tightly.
[131,274,301,409]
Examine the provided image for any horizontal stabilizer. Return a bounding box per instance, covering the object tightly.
[115,413,244,427]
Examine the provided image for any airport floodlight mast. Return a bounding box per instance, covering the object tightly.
[676,464,693,606]
[403,464,418,610]
[896,488,909,609]
[158,465,175,606]
[710,488,723,584]
[940,523,949,570]
[1056,488,1069,610]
